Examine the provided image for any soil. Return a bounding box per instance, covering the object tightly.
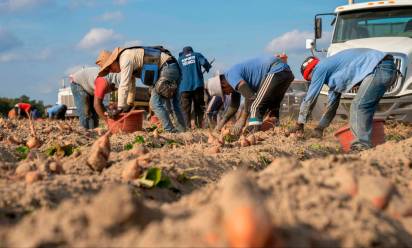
[1,117,412,247]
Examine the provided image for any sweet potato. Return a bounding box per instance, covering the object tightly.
[122,159,141,182]
[87,134,111,172]
[25,171,42,184]
[26,136,41,149]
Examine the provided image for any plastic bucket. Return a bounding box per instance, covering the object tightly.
[334,119,385,153]
[107,110,144,134]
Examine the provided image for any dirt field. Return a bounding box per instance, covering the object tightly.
[1,117,412,247]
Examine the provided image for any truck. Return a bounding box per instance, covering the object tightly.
[307,0,412,123]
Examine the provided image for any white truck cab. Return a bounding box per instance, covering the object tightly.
[307,0,412,122]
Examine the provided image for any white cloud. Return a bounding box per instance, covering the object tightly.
[77,28,122,50]
[97,11,124,22]
[0,48,53,63]
[266,29,332,54]
[266,30,312,53]
[0,0,51,12]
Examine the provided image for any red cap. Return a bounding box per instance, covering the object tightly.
[302,57,319,81]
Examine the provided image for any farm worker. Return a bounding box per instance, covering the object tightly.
[47,104,67,120]
[96,46,186,133]
[288,48,397,151]
[70,67,120,129]
[31,107,42,120]
[178,46,212,128]
[205,54,294,135]
[14,103,32,118]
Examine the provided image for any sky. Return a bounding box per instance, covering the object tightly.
[0,0,351,104]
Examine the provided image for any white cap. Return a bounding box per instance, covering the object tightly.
[205,75,223,97]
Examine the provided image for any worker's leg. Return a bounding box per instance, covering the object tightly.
[180,91,192,128]
[150,88,176,132]
[89,95,99,128]
[70,83,90,129]
[249,69,294,127]
[171,92,187,132]
[193,87,205,128]
[350,59,396,150]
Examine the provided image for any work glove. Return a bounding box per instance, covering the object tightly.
[107,108,121,119]
[107,106,132,119]
[231,112,248,136]
[285,122,304,137]
[312,126,324,139]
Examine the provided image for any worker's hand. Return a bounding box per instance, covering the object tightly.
[107,108,121,119]
[214,118,227,132]
[231,113,248,136]
[285,122,304,137]
[312,126,324,139]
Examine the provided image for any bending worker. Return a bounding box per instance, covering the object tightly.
[96,46,186,133]
[206,54,294,134]
[178,46,212,128]
[70,66,120,129]
[287,48,397,151]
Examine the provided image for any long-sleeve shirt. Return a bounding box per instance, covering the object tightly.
[224,55,289,91]
[298,48,387,124]
[178,52,211,92]
[71,67,120,96]
[117,48,171,108]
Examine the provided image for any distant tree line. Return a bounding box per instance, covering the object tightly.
[0,95,47,117]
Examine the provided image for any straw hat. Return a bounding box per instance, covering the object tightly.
[96,47,125,77]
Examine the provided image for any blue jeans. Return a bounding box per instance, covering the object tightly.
[71,83,99,129]
[350,59,397,148]
[150,63,186,132]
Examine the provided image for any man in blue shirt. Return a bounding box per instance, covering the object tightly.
[206,54,294,134]
[178,46,212,128]
[47,104,67,120]
[288,48,397,151]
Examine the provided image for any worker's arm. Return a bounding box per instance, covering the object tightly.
[215,92,241,131]
[236,80,256,114]
[94,97,107,121]
[317,91,341,129]
[199,54,212,73]
[297,70,327,124]
[117,53,135,108]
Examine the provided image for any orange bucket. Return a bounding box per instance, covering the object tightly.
[107,110,144,134]
[334,119,385,153]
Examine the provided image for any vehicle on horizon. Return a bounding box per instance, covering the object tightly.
[306,0,412,123]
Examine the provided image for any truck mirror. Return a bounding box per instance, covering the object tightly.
[315,17,322,39]
[306,39,314,49]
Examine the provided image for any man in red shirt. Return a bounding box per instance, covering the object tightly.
[93,77,118,121]
[14,103,32,118]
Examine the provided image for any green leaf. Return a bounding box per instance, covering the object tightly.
[146,167,162,186]
[15,146,30,159]
[124,143,133,151]
[138,167,171,188]
[134,135,145,144]
[45,146,57,157]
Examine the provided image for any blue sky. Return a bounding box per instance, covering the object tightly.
[0,0,348,104]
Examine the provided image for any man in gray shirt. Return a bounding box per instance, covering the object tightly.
[70,67,120,129]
